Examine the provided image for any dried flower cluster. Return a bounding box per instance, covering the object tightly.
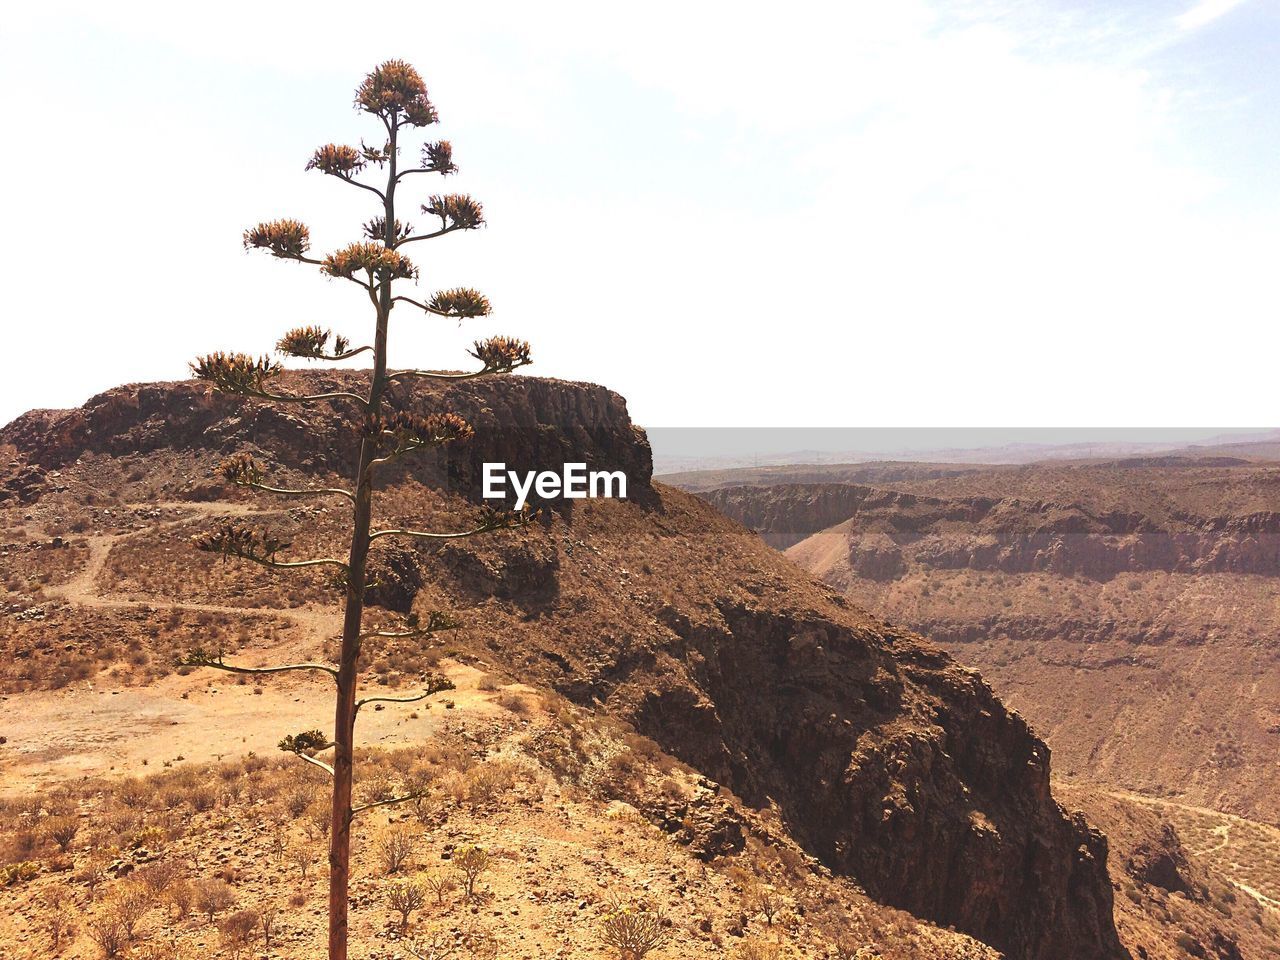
[362,217,414,244]
[372,410,474,448]
[322,242,418,281]
[470,336,532,373]
[422,140,457,176]
[278,730,331,755]
[423,194,484,231]
[192,521,290,564]
[277,325,352,359]
[406,610,464,634]
[428,287,492,319]
[356,59,438,126]
[191,352,282,395]
[243,219,311,259]
[217,452,264,487]
[306,143,366,177]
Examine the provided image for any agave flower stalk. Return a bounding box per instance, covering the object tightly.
[184,60,533,960]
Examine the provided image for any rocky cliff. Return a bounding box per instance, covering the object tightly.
[1,372,652,507]
[702,481,1280,580]
[678,465,1280,825]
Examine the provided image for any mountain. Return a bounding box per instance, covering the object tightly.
[0,374,1136,960]
[673,458,1280,944]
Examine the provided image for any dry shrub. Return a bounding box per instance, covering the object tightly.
[495,689,532,715]
[116,778,149,809]
[259,903,280,947]
[43,815,79,852]
[188,785,218,813]
[452,844,491,901]
[285,788,312,818]
[377,826,418,875]
[304,800,332,839]
[78,852,111,899]
[194,877,236,921]
[110,882,154,941]
[88,915,126,958]
[289,842,318,880]
[359,769,399,805]
[218,908,259,958]
[388,877,427,927]
[167,880,194,920]
[136,859,183,896]
[745,881,783,926]
[423,872,457,905]
[734,938,786,960]
[46,894,77,950]
[600,896,669,960]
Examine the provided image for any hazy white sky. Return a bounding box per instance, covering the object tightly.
[1,1,1276,428]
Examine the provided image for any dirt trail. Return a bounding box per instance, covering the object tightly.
[45,501,334,632]
[2,501,494,795]
[1101,788,1280,912]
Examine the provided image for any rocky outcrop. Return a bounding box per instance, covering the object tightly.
[700,483,879,549]
[0,372,653,508]
[588,594,1125,960]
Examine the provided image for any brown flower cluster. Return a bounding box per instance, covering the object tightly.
[427,287,492,319]
[192,521,289,564]
[217,453,263,487]
[306,143,366,177]
[422,140,457,175]
[190,352,282,395]
[277,325,351,359]
[362,217,413,244]
[356,60,438,126]
[422,194,485,231]
[278,730,331,755]
[470,336,532,373]
[242,219,311,259]
[373,410,474,449]
[322,242,418,281]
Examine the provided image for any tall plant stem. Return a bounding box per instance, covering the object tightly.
[327,120,399,960]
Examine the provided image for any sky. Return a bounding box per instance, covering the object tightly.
[1,1,1276,429]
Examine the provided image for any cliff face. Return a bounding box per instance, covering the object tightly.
[703,482,1280,580]
[700,483,877,549]
[681,467,1280,823]
[617,593,1122,960]
[1,375,1126,960]
[0,372,653,507]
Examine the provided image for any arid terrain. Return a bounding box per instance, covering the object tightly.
[1,377,1277,959]
[674,454,1280,952]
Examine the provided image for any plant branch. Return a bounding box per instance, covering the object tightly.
[387,368,492,384]
[355,690,442,713]
[335,173,386,202]
[179,651,339,682]
[295,752,336,777]
[350,791,428,817]
[241,480,356,503]
[394,226,459,247]
[243,554,351,573]
[248,387,370,410]
[368,523,506,542]
[317,346,373,362]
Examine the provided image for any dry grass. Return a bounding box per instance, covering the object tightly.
[0,702,995,960]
